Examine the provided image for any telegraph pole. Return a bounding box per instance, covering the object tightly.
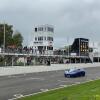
[67,37,70,63]
[67,37,69,56]
[3,22,6,66]
[3,22,6,53]
[79,38,80,56]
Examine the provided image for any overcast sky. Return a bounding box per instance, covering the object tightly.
[0,0,100,48]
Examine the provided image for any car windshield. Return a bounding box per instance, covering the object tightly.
[66,68,76,72]
[66,69,70,72]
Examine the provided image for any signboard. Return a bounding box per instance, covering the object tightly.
[70,53,76,56]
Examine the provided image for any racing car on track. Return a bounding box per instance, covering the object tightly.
[64,68,85,78]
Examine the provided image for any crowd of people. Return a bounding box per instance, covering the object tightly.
[0,46,67,56]
[0,46,34,54]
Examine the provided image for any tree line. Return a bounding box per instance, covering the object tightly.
[0,24,23,49]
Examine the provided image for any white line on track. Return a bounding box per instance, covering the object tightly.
[8,75,18,78]
[58,80,68,83]
[23,73,26,76]
[25,77,45,81]
[49,75,55,78]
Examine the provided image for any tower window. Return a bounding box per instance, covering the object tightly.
[44,37,46,40]
[35,37,37,41]
[35,28,37,32]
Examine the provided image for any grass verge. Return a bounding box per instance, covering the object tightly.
[18,79,100,100]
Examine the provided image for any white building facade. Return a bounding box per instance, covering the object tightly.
[33,25,54,55]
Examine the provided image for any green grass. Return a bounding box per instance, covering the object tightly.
[18,79,100,100]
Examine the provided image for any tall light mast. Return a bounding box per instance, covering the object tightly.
[3,22,6,53]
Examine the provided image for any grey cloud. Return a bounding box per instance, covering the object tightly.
[0,0,100,47]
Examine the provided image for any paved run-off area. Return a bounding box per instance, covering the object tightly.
[0,63,100,76]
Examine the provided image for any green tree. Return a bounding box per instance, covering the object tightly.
[0,24,23,48]
[0,24,13,47]
[13,31,23,47]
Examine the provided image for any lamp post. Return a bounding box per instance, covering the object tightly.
[79,38,80,57]
[92,42,95,63]
[3,22,6,53]
[2,22,6,66]
[67,37,70,63]
[67,37,69,56]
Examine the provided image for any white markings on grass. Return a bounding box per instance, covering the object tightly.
[14,94,23,98]
[60,85,67,87]
[75,82,81,84]
[8,94,23,100]
[40,89,49,92]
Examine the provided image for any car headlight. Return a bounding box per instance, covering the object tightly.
[65,71,68,74]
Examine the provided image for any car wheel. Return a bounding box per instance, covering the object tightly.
[64,74,67,77]
[67,75,70,78]
[82,72,85,76]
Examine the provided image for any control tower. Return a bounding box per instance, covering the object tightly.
[33,25,54,55]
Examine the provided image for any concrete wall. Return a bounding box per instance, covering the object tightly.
[0,63,100,76]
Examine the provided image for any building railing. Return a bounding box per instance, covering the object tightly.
[0,47,92,58]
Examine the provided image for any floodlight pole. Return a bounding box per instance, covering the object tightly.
[67,37,69,56]
[79,38,80,57]
[3,22,6,53]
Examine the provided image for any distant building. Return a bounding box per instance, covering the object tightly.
[32,25,54,54]
[71,38,89,56]
[53,38,89,57]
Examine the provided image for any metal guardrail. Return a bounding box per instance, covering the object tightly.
[0,52,89,58]
[89,52,100,57]
[93,52,100,57]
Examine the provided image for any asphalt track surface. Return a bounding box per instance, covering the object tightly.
[0,67,100,100]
